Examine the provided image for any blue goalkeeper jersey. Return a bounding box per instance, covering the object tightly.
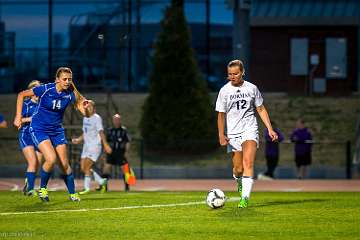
[20,98,38,133]
[30,82,76,132]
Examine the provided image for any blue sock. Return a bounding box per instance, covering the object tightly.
[64,173,75,194]
[40,168,51,189]
[25,172,36,191]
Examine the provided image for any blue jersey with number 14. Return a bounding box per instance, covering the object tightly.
[30,82,75,132]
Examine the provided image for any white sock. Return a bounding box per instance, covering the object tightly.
[92,170,104,185]
[84,176,91,191]
[241,176,254,199]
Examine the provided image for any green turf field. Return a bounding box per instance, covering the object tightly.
[0,191,359,240]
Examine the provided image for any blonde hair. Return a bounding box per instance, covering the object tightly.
[228,59,245,76]
[55,67,85,111]
[27,80,41,89]
[55,67,72,79]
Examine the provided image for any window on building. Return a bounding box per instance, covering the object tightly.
[326,38,347,79]
[290,38,308,76]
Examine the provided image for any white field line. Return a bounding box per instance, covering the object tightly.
[0,197,240,216]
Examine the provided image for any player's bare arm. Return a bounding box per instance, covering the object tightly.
[14,89,35,129]
[99,130,112,154]
[69,82,89,117]
[256,104,278,141]
[71,133,84,145]
[217,112,229,146]
[76,97,89,117]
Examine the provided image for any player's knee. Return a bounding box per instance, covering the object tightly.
[44,154,57,165]
[243,158,254,169]
[233,166,243,176]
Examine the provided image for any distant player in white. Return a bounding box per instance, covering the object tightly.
[72,100,112,194]
[216,59,278,208]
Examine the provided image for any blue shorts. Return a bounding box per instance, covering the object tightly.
[18,130,36,150]
[29,127,68,148]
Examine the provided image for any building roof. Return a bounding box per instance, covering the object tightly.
[250,0,360,26]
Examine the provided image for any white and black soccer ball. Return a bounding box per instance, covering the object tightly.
[206,189,226,209]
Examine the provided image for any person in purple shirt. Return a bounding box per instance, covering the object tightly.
[290,119,313,179]
[261,122,284,179]
[0,113,7,128]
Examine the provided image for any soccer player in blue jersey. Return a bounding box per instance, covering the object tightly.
[13,67,88,202]
[19,80,43,196]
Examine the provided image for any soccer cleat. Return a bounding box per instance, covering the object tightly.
[26,189,38,197]
[22,179,28,195]
[238,197,249,208]
[69,193,81,202]
[79,189,91,195]
[38,188,49,202]
[100,180,108,193]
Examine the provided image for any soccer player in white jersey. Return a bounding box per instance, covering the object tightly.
[216,59,278,208]
[72,100,112,194]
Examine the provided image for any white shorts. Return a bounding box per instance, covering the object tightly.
[81,144,102,162]
[227,131,259,153]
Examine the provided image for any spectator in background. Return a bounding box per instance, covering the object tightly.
[0,113,7,128]
[290,119,313,179]
[258,121,284,180]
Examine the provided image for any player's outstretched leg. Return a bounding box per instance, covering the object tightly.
[232,151,243,206]
[96,173,110,192]
[79,175,91,195]
[233,174,242,198]
[92,169,107,193]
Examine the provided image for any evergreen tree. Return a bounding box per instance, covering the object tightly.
[140,0,216,151]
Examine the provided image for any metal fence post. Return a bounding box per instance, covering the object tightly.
[140,139,144,179]
[346,140,352,179]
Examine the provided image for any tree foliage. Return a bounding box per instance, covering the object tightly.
[140,0,216,151]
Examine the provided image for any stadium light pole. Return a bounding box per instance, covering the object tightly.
[98,33,106,84]
[205,0,210,85]
[127,0,132,92]
[48,0,53,81]
[230,0,251,74]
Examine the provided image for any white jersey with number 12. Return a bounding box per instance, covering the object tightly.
[215,81,263,138]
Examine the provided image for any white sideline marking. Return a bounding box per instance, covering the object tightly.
[0,197,240,216]
[282,188,303,192]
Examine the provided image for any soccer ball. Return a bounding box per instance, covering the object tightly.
[206,189,226,209]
